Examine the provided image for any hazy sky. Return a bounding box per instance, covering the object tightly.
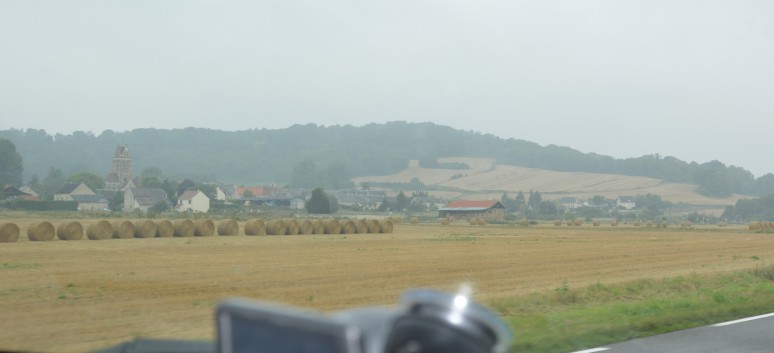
[1,1,772,176]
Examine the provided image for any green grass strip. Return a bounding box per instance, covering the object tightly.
[490,265,774,353]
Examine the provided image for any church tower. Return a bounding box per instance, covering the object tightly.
[106,145,133,191]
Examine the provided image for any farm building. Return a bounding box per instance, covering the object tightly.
[2,185,33,201]
[124,188,172,213]
[176,189,210,213]
[331,189,385,210]
[71,194,109,211]
[438,200,506,221]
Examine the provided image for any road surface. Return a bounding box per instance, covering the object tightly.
[569,312,774,353]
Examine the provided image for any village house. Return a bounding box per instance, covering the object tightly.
[176,189,210,213]
[438,200,506,221]
[124,188,172,213]
[617,196,636,210]
[215,185,237,201]
[559,197,589,210]
[54,182,96,201]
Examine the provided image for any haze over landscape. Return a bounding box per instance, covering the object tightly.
[1,1,773,176]
[6,3,774,353]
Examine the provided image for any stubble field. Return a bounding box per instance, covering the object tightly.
[1,219,774,353]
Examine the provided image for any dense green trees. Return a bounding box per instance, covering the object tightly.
[305,188,334,214]
[0,123,770,198]
[0,138,23,186]
[66,172,105,191]
[723,194,774,221]
[291,159,354,190]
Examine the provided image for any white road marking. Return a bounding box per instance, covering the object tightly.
[569,348,610,353]
[713,312,774,327]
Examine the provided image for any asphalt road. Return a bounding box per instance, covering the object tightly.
[569,313,774,353]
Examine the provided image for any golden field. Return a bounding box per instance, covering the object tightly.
[2,219,774,353]
[352,157,747,208]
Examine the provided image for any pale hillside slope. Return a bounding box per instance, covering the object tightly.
[353,157,747,206]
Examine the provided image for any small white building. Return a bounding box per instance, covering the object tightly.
[617,196,636,210]
[290,197,306,210]
[176,189,210,213]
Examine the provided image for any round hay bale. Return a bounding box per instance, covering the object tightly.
[566,220,573,226]
[366,219,380,233]
[341,220,357,234]
[112,221,135,239]
[633,220,641,227]
[87,220,113,240]
[379,219,394,233]
[410,217,419,225]
[573,220,582,227]
[478,218,487,226]
[593,220,601,227]
[355,219,369,233]
[390,216,403,224]
[311,220,325,234]
[156,220,174,237]
[299,220,314,235]
[195,219,215,236]
[611,220,619,226]
[0,222,20,243]
[27,222,55,241]
[57,221,83,241]
[266,220,287,235]
[440,217,451,226]
[284,219,300,235]
[245,219,266,236]
[324,219,342,234]
[554,220,562,226]
[134,220,157,238]
[217,220,240,236]
[174,220,195,237]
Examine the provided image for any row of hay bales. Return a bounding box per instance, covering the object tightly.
[0,218,395,242]
[749,222,774,231]
[244,218,393,236]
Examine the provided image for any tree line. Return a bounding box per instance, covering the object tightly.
[1,123,773,198]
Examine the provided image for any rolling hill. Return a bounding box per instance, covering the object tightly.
[0,122,769,206]
[354,157,747,207]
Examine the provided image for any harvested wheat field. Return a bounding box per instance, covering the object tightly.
[1,221,774,353]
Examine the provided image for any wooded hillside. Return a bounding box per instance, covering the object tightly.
[1,122,770,197]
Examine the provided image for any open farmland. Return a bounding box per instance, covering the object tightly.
[353,157,748,207]
[2,220,774,353]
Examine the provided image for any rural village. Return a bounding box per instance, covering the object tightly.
[1,144,653,224]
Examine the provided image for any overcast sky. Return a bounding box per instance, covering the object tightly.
[1,1,772,176]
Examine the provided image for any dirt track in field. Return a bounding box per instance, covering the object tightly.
[1,221,774,353]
